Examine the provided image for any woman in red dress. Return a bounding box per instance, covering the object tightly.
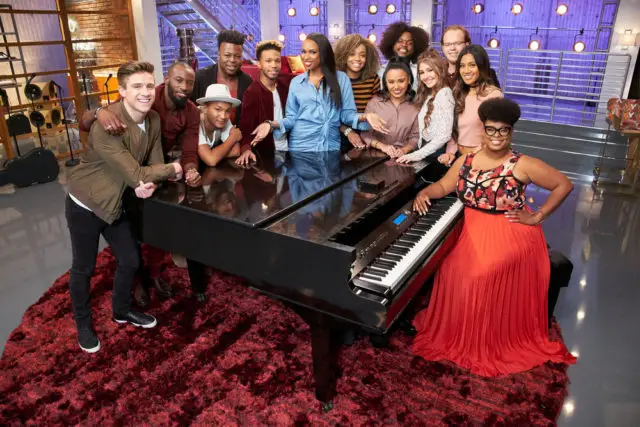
[411,98,577,376]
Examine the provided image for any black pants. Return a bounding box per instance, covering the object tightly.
[186,258,207,294]
[65,196,139,328]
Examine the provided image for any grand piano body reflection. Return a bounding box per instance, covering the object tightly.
[134,148,463,407]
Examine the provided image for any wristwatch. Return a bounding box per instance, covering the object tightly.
[264,120,276,130]
[94,106,103,120]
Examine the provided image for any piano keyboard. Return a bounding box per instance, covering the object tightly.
[353,197,463,296]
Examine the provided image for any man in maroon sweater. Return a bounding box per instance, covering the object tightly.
[80,61,201,306]
[235,40,290,167]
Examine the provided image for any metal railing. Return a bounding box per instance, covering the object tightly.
[197,0,261,57]
[501,49,631,128]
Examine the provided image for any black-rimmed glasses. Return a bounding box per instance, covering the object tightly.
[484,125,512,137]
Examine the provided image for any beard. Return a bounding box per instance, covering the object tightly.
[168,82,188,109]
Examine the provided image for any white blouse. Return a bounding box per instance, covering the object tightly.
[401,87,454,162]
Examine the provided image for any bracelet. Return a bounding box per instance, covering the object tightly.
[94,106,103,120]
[534,209,546,223]
[343,127,353,137]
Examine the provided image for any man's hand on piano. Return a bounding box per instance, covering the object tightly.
[413,190,432,215]
[504,209,544,226]
[185,168,202,187]
[235,150,256,167]
[169,162,183,181]
[134,181,157,199]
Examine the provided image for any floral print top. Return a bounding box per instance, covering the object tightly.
[456,151,526,212]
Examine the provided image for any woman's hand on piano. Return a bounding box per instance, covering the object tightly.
[346,131,366,149]
[396,154,413,164]
[438,153,455,166]
[413,189,432,215]
[235,150,256,167]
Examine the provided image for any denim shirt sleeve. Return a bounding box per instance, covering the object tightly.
[338,72,369,131]
[274,79,299,139]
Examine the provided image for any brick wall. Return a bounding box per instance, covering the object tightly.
[68,0,134,67]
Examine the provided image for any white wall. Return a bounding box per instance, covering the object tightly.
[611,0,640,98]
[411,0,433,36]
[131,0,163,83]
[259,0,280,41]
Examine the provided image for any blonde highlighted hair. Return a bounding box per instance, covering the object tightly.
[414,49,448,129]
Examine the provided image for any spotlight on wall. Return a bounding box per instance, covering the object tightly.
[472,2,484,14]
[368,24,377,43]
[368,4,378,14]
[386,3,396,14]
[287,0,296,17]
[511,2,523,15]
[298,25,307,41]
[556,3,568,16]
[573,28,586,52]
[309,5,320,16]
[278,33,286,42]
[528,27,541,50]
[487,26,499,48]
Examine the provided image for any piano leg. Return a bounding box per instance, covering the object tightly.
[293,308,339,411]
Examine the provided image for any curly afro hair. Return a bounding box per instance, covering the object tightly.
[379,21,429,63]
[478,97,521,126]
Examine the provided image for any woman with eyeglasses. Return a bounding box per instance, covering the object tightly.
[411,98,577,376]
[439,44,502,166]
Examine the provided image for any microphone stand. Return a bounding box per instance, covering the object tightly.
[52,81,79,167]
[104,73,112,105]
[81,73,90,110]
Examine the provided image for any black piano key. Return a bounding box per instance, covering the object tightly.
[394,240,413,248]
[374,260,395,269]
[366,268,387,277]
[386,247,405,256]
[361,273,383,282]
[408,228,426,235]
[418,218,437,224]
[398,238,416,247]
[381,253,402,262]
[402,235,420,243]
[391,245,409,254]
[371,260,394,271]
[412,224,430,231]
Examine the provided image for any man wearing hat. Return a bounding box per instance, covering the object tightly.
[187,83,243,301]
[196,83,243,167]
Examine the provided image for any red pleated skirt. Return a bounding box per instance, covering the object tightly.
[412,207,577,376]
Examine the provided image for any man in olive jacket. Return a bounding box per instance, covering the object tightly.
[66,61,181,353]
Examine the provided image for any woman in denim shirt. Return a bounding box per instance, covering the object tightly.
[268,33,388,152]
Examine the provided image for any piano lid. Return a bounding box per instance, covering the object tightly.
[266,158,420,244]
[149,149,386,228]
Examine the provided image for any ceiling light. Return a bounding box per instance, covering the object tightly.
[573,28,586,52]
[528,39,540,50]
[287,5,296,17]
[511,2,523,15]
[309,6,319,16]
[556,3,568,16]
[278,33,285,42]
[368,4,378,14]
[472,3,484,14]
[488,37,499,48]
[298,31,307,41]
[385,4,396,14]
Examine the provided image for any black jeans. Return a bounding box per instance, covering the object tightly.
[186,258,207,294]
[65,196,139,328]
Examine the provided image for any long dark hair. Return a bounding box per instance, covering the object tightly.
[452,44,498,141]
[380,57,416,102]
[306,33,342,109]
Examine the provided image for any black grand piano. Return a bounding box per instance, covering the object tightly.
[133,148,463,409]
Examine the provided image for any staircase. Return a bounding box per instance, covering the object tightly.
[156,0,261,75]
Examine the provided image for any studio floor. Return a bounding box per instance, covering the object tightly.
[1,173,639,426]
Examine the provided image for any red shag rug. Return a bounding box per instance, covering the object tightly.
[0,247,571,426]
